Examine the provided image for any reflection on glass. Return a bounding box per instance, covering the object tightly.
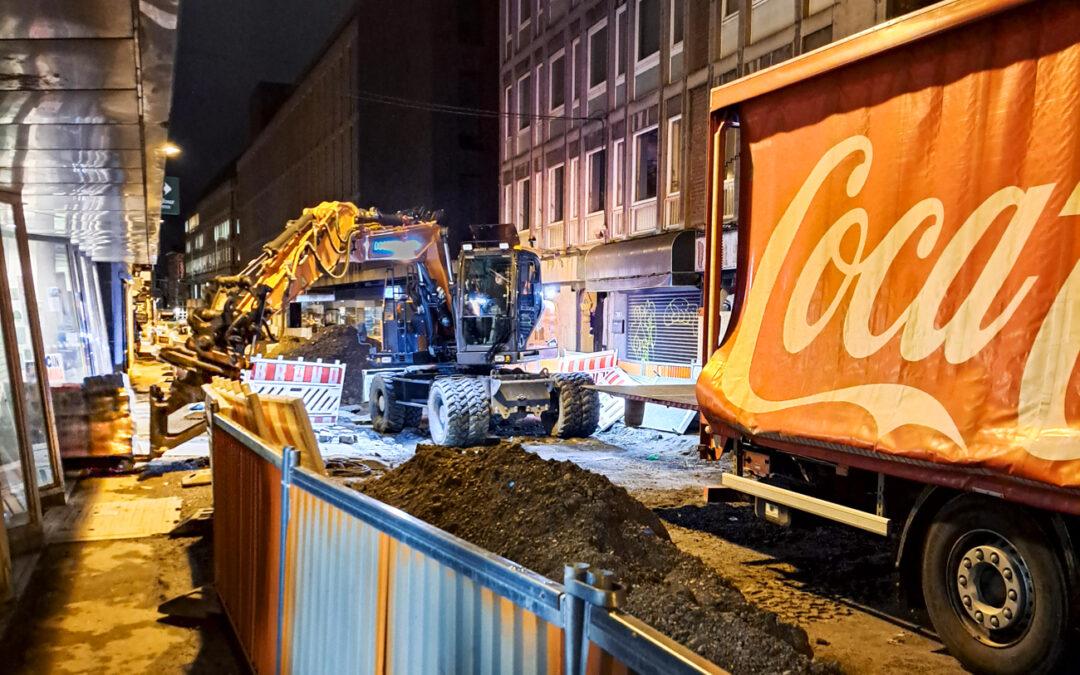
[0,205,29,527]
[29,239,91,384]
[1,216,54,488]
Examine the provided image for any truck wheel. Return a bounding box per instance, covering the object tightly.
[369,375,420,433]
[427,377,489,446]
[921,496,1069,675]
[541,373,600,438]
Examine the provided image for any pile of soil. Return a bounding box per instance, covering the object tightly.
[274,325,370,404]
[359,442,835,675]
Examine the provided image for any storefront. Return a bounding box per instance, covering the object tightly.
[584,230,703,378]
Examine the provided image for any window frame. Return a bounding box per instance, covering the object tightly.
[632,125,660,205]
[669,0,685,56]
[613,138,626,208]
[666,115,683,195]
[635,0,661,74]
[518,0,532,29]
[586,147,607,215]
[587,19,609,100]
[517,177,531,230]
[615,5,628,85]
[549,48,566,114]
[504,84,513,138]
[548,163,566,224]
[516,72,532,131]
[571,37,582,107]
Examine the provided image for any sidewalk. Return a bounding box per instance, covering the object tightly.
[0,360,245,674]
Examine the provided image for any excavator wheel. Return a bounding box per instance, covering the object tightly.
[541,373,600,438]
[427,377,490,446]
[370,374,421,434]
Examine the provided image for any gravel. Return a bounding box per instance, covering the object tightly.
[359,441,837,675]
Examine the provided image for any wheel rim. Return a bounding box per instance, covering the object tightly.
[947,529,1034,647]
[429,389,447,442]
[375,390,386,415]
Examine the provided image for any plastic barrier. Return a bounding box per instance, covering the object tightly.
[244,356,346,426]
[209,406,726,675]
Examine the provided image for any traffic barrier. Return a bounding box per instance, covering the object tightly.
[209,405,725,675]
[244,356,346,426]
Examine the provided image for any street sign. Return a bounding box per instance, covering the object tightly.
[162,176,180,216]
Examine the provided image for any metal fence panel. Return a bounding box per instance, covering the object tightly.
[212,415,284,674]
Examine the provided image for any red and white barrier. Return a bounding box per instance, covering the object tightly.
[243,356,346,426]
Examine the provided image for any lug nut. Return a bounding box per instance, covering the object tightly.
[975,611,984,622]
[963,559,972,569]
[975,549,985,561]
[990,552,999,565]
[1004,608,1013,620]
[963,595,972,607]
[990,616,999,628]
[959,575,967,587]
[1003,568,1012,580]
[1008,589,1017,601]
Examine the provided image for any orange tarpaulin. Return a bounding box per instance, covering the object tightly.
[698,0,1080,488]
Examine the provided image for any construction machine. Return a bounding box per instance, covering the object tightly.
[151,201,598,453]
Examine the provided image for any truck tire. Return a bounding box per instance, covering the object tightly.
[921,495,1069,675]
[369,374,421,433]
[541,373,600,438]
[427,377,489,446]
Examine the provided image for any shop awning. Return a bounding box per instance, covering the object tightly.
[0,0,179,264]
[584,230,698,292]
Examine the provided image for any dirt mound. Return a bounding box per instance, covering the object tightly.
[360,442,834,675]
[274,325,369,404]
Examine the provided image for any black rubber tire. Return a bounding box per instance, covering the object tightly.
[921,496,1069,675]
[541,373,600,438]
[369,374,420,433]
[427,377,490,446]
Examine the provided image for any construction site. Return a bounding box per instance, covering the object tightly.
[2,1,1080,674]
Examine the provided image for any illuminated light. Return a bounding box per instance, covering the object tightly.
[462,243,474,251]
[467,292,490,316]
[160,142,182,158]
[370,236,423,259]
[498,242,509,249]
[542,284,559,300]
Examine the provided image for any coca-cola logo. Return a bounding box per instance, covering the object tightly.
[720,136,1080,461]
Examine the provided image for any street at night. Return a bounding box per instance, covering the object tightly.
[0,1,1077,674]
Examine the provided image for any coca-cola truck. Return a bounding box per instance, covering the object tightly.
[696,0,1080,671]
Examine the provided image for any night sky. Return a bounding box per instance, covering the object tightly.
[159,0,357,257]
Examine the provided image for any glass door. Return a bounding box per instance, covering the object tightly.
[0,195,62,495]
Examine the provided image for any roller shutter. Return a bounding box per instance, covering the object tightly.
[625,288,701,364]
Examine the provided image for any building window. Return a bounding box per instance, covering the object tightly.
[549,165,565,223]
[670,0,684,53]
[614,139,626,207]
[588,20,608,96]
[724,0,738,17]
[616,7,628,81]
[517,177,531,229]
[636,0,661,68]
[587,148,607,214]
[549,50,565,112]
[569,157,580,221]
[504,85,513,137]
[517,73,531,130]
[518,0,531,28]
[503,183,513,223]
[802,25,833,52]
[666,116,682,195]
[571,38,581,106]
[185,213,199,232]
[634,126,659,202]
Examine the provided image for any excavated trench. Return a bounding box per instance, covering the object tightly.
[359,442,839,675]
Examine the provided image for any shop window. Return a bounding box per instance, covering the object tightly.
[634,126,659,202]
[29,239,91,384]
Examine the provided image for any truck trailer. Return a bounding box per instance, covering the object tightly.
[695,0,1080,672]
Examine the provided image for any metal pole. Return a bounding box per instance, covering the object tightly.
[563,562,590,675]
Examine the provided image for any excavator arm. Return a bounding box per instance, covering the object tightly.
[158,200,450,396]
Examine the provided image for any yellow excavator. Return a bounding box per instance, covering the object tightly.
[151,201,598,453]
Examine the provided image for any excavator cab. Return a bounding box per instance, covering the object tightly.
[453,244,549,366]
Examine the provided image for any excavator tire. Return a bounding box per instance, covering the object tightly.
[541,373,600,438]
[427,376,490,446]
[370,374,421,433]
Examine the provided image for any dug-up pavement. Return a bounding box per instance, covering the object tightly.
[335,420,964,674]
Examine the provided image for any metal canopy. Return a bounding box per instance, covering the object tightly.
[0,0,179,263]
[584,230,699,292]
